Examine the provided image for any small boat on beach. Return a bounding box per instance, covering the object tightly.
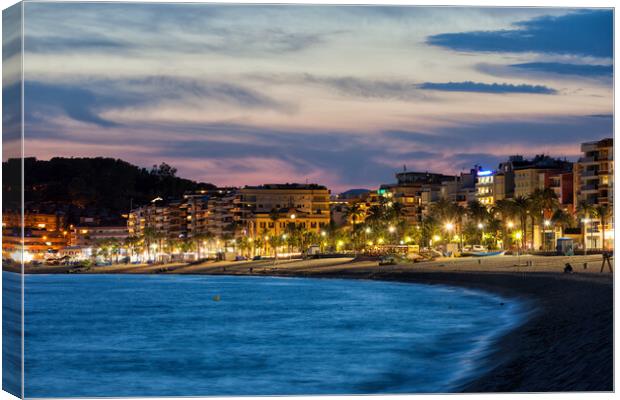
[471,250,506,257]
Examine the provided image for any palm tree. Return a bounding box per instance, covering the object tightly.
[512,196,530,250]
[269,208,282,235]
[467,200,489,244]
[344,203,366,225]
[124,235,141,262]
[576,200,595,252]
[593,204,611,250]
[530,188,559,250]
[142,227,157,262]
[550,209,573,238]
[192,231,213,260]
[365,204,386,224]
[492,199,516,249]
[429,199,464,248]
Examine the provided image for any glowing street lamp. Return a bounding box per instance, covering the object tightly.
[544,220,551,227]
[388,225,396,234]
[581,218,591,255]
[290,214,296,220]
[477,223,484,230]
[507,221,514,229]
[321,231,327,237]
[365,227,371,234]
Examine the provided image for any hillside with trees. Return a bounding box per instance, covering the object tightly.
[3,157,215,225]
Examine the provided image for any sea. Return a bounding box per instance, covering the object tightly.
[2,271,525,397]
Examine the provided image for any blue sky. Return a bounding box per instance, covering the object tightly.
[3,4,613,192]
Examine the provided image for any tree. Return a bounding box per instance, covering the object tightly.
[593,204,611,250]
[344,203,366,225]
[512,196,531,250]
[530,188,559,250]
[269,208,282,235]
[492,199,516,249]
[150,162,177,178]
[428,199,465,248]
[124,236,141,262]
[550,209,573,238]
[192,231,214,260]
[467,200,489,244]
[576,200,595,251]
[142,227,157,262]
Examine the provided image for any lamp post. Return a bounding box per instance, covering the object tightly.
[364,227,371,253]
[506,221,514,251]
[515,231,523,265]
[388,225,396,245]
[445,222,454,253]
[543,219,551,251]
[581,218,590,255]
[477,222,485,248]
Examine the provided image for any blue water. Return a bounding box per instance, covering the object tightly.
[16,273,524,397]
[2,271,22,398]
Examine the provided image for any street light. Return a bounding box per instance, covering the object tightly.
[477,223,485,247]
[365,227,371,234]
[445,222,454,231]
[507,221,514,229]
[515,231,523,264]
[321,231,327,237]
[388,225,396,233]
[290,214,296,220]
[581,218,591,255]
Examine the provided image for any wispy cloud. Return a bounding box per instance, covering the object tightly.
[23,77,292,127]
[509,62,612,78]
[418,81,557,94]
[427,10,612,58]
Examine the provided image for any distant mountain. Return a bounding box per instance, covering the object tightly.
[338,188,371,199]
[3,157,215,225]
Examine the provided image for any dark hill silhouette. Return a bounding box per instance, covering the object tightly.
[3,157,215,225]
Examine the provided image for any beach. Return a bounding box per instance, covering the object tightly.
[7,254,614,392]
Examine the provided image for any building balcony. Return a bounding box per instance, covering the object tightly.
[581,169,599,177]
[581,184,599,192]
[579,156,597,163]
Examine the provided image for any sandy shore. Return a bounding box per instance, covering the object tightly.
[7,254,613,392]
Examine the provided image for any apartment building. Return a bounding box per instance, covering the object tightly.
[70,225,129,246]
[475,169,497,205]
[513,156,572,198]
[575,138,613,206]
[238,184,330,238]
[382,170,455,222]
[2,212,69,261]
[574,138,614,249]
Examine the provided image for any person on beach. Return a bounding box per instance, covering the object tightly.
[564,263,573,274]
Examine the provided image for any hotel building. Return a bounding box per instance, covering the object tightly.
[381,170,455,222]
[2,212,69,260]
[574,138,614,248]
[238,184,330,238]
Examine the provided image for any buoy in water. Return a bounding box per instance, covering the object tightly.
[212,295,221,302]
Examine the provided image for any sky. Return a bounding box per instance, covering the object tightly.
[2,4,614,193]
